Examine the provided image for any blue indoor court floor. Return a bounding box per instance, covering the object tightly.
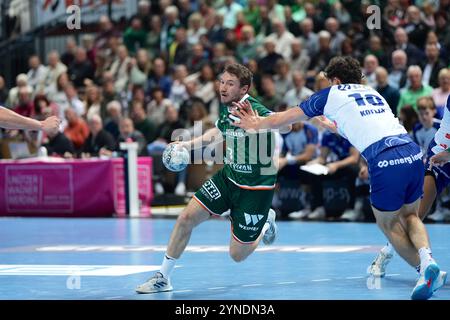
[0,217,449,300]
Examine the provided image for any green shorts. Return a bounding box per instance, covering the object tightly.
[193,168,275,243]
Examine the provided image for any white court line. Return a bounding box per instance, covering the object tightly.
[345,276,364,279]
[208,287,226,290]
[385,274,401,277]
[173,290,193,293]
[242,284,263,287]
[311,279,331,282]
[277,281,297,285]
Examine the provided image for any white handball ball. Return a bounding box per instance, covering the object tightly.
[162,143,190,172]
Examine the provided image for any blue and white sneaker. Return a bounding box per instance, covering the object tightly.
[432,271,447,293]
[411,263,440,300]
[263,209,278,245]
[136,272,173,294]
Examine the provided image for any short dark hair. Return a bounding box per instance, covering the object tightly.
[324,56,363,84]
[224,63,253,88]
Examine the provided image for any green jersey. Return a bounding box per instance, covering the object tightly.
[215,94,278,189]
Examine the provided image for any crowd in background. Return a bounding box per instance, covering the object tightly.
[0,0,449,221]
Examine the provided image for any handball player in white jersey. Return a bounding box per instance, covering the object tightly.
[231,56,444,300]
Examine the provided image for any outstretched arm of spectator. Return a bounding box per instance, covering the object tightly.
[0,106,60,134]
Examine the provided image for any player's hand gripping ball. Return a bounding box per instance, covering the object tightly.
[162,143,190,172]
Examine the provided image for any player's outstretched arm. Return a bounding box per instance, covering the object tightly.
[0,106,60,134]
[173,127,222,151]
[231,104,304,131]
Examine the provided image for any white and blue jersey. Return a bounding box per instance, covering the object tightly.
[425,96,450,195]
[299,84,424,211]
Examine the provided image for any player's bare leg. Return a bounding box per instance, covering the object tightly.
[136,199,210,293]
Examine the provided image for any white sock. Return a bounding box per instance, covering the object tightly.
[381,242,393,255]
[159,254,176,279]
[418,247,433,272]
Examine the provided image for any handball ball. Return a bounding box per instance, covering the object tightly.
[162,143,190,172]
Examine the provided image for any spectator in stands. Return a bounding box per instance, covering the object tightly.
[170,28,190,66]
[130,100,157,144]
[187,13,207,45]
[207,12,227,45]
[294,130,360,221]
[6,74,33,108]
[134,0,152,31]
[257,37,283,76]
[283,71,314,107]
[146,57,172,98]
[104,100,122,141]
[363,55,379,88]
[94,15,120,52]
[365,35,389,68]
[0,76,8,105]
[258,74,283,112]
[33,94,58,121]
[45,72,70,114]
[27,55,47,94]
[243,0,260,33]
[109,45,132,93]
[421,42,447,88]
[100,79,119,119]
[284,5,302,37]
[43,128,75,158]
[304,1,324,32]
[432,68,450,118]
[236,25,260,64]
[398,65,433,112]
[256,5,273,39]
[178,0,193,28]
[274,59,293,98]
[63,84,85,118]
[160,5,181,53]
[324,17,346,56]
[217,0,243,29]
[388,49,408,90]
[61,37,77,67]
[123,17,147,55]
[169,65,189,109]
[41,51,68,93]
[309,31,333,76]
[84,85,102,120]
[81,34,97,69]
[403,5,430,50]
[147,87,172,127]
[63,108,90,155]
[185,64,216,108]
[145,15,162,59]
[300,18,319,57]
[413,96,440,155]
[399,105,419,134]
[267,18,295,60]
[82,115,116,158]
[69,47,95,89]
[393,27,424,66]
[13,87,34,117]
[376,67,400,115]
[117,117,147,156]
[287,38,311,74]
[186,43,209,73]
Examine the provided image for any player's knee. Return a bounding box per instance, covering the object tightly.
[177,211,196,229]
[229,248,247,263]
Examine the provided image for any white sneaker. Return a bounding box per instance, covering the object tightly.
[432,271,447,293]
[427,210,446,222]
[263,209,278,245]
[174,182,186,196]
[154,182,164,195]
[288,208,311,219]
[340,209,362,221]
[307,207,326,220]
[136,272,173,294]
[411,262,440,300]
[367,250,394,277]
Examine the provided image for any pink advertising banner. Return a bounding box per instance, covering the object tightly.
[0,157,153,217]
